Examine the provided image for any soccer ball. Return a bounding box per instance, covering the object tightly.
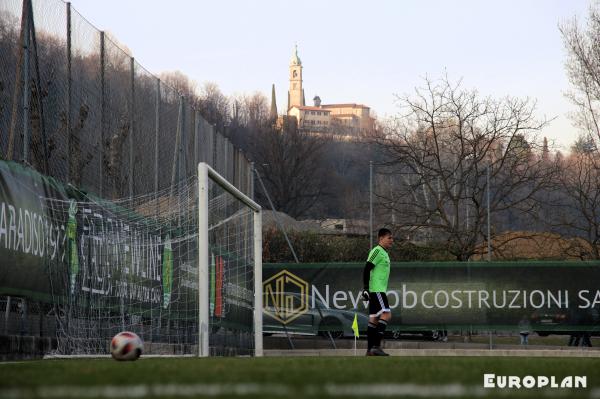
[110,331,143,361]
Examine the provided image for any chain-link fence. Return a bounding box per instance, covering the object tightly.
[0,0,252,201]
[0,0,254,353]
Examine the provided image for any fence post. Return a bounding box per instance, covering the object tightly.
[194,110,199,170]
[170,96,183,192]
[22,0,31,163]
[487,162,492,261]
[7,1,27,161]
[210,124,216,167]
[180,99,186,183]
[155,79,160,214]
[65,1,71,181]
[369,161,373,247]
[99,31,105,196]
[223,138,229,182]
[129,57,135,199]
[27,2,49,175]
[248,159,253,199]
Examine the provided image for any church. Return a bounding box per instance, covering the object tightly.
[271,45,375,138]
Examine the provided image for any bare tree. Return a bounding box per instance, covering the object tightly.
[198,82,229,131]
[561,7,600,146]
[159,70,199,105]
[375,76,556,261]
[549,144,600,259]
[251,123,332,219]
[244,92,270,129]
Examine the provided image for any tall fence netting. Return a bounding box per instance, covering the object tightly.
[207,175,256,356]
[0,0,258,356]
[41,178,200,355]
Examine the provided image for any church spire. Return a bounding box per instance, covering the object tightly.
[270,84,278,121]
[288,44,303,110]
[290,43,302,66]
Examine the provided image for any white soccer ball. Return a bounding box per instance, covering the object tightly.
[110,331,143,361]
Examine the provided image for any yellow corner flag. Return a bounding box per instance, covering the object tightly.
[351,313,359,338]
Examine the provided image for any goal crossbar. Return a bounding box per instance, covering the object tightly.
[197,162,263,357]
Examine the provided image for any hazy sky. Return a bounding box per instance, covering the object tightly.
[67,0,591,150]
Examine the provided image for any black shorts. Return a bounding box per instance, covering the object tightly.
[369,292,391,317]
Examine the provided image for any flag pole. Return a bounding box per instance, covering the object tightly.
[352,313,359,356]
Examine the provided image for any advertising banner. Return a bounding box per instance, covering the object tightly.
[0,161,190,314]
[263,262,600,334]
[0,160,250,329]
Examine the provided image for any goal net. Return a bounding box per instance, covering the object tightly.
[42,163,262,357]
[198,162,262,357]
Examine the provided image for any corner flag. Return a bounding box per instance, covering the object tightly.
[351,314,359,338]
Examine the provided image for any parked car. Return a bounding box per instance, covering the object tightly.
[263,292,368,338]
[532,304,600,337]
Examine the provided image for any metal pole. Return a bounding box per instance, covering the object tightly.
[7,0,28,161]
[22,0,31,163]
[466,186,469,230]
[197,163,209,357]
[223,138,228,183]
[129,57,135,199]
[194,110,199,173]
[369,161,373,247]
[180,99,186,183]
[253,209,263,357]
[66,2,71,179]
[487,163,491,262]
[28,4,49,175]
[154,79,160,213]
[170,96,183,192]
[249,161,255,200]
[390,175,395,225]
[99,30,105,196]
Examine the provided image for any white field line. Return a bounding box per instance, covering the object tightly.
[42,354,198,360]
[0,383,588,398]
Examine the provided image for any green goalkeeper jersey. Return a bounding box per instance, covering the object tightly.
[367,245,390,292]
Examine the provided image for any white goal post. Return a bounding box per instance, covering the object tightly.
[197,162,263,357]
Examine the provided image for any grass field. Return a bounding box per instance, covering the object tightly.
[1,356,600,398]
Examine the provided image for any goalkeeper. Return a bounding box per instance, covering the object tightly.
[362,228,394,356]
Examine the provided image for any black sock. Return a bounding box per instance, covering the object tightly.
[367,322,378,350]
[376,319,388,347]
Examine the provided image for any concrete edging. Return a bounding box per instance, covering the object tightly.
[264,348,600,357]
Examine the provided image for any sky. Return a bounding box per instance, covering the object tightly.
[66,0,591,151]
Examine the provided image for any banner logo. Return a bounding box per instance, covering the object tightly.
[263,270,309,324]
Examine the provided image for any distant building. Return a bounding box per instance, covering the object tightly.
[319,218,370,235]
[272,45,375,138]
[321,103,374,136]
[287,105,331,132]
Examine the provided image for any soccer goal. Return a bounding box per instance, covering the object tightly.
[38,163,261,357]
[197,162,262,357]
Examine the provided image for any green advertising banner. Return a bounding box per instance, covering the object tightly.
[0,160,254,329]
[0,160,186,313]
[263,262,600,335]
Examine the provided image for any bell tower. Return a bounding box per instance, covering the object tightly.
[288,44,304,110]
